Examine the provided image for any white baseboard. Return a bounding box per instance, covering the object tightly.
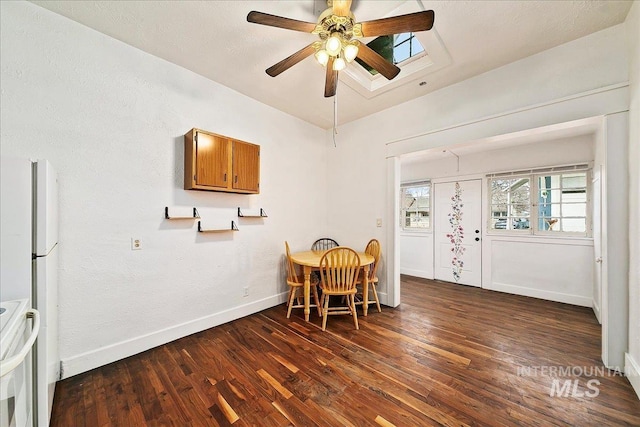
[378,291,388,306]
[625,352,640,400]
[399,268,433,279]
[485,282,592,307]
[61,292,289,379]
[592,300,601,324]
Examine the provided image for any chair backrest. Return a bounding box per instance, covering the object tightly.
[311,238,339,251]
[284,241,300,284]
[319,247,361,293]
[365,239,381,280]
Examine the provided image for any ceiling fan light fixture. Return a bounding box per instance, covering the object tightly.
[343,43,358,62]
[315,49,329,66]
[333,56,346,71]
[326,33,342,56]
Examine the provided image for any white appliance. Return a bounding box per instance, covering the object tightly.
[0,157,59,427]
[0,299,40,427]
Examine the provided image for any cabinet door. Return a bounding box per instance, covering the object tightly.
[196,132,229,188]
[232,140,260,193]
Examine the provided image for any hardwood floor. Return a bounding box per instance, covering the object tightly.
[51,276,640,426]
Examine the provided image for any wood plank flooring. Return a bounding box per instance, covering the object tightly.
[50,276,640,426]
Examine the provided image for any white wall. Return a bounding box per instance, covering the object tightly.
[401,135,594,181]
[327,23,630,368]
[485,237,593,306]
[399,233,433,279]
[400,135,595,306]
[0,1,327,377]
[327,24,628,303]
[625,0,640,399]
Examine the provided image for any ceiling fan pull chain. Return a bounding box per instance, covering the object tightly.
[333,86,338,147]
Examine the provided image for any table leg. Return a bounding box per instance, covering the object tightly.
[303,266,311,321]
[363,265,370,317]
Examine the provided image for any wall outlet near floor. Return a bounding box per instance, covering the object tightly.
[131,238,142,250]
[376,218,383,227]
[243,287,249,297]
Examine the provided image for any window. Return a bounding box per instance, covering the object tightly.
[490,177,531,230]
[537,172,588,233]
[355,32,425,76]
[401,181,431,230]
[392,32,424,64]
[488,168,590,236]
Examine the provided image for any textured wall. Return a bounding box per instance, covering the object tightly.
[327,24,628,301]
[0,1,327,376]
[625,0,640,398]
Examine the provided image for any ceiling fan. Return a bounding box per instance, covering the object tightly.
[247,0,435,97]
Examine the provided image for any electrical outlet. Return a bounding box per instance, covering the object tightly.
[243,287,249,297]
[131,238,142,250]
[376,218,383,227]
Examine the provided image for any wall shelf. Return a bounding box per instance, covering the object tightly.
[198,220,239,233]
[165,207,200,220]
[237,207,268,218]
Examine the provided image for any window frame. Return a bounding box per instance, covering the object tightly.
[532,170,591,237]
[488,174,532,234]
[356,32,426,76]
[400,180,432,232]
[487,167,592,238]
[392,32,425,65]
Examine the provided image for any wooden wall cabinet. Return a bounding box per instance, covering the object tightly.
[184,128,260,194]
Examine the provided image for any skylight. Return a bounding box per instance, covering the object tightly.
[355,32,425,76]
[339,0,451,99]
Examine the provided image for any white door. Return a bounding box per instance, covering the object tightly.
[434,179,482,286]
[592,167,603,324]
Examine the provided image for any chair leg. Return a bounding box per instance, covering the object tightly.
[287,287,298,319]
[370,283,381,312]
[350,294,359,330]
[321,292,330,331]
[312,285,322,317]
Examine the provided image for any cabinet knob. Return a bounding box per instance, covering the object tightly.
[235,175,238,183]
[475,237,480,241]
[223,173,227,182]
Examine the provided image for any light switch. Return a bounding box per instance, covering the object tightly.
[376,218,382,227]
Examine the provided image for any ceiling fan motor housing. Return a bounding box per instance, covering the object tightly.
[314,10,362,42]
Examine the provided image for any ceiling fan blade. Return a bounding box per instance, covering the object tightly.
[356,42,401,80]
[332,0,353,16]
[247,11,317,33]
[325,57,338,97]
[360,10,435,37]
[266,44,317,77]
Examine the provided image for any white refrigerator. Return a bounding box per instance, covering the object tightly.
[0,157,59,426]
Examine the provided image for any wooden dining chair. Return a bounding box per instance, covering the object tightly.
[356,239,382,313]
[311,238,339,251]
[318,247,361,331]
[310,238,339,285]
[285,242,321,318]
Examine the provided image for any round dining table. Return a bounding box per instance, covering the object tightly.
[289,249,376,321]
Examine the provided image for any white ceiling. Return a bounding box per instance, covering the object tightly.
[30,0,632,130]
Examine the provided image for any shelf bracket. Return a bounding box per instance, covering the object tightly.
[237,207,268,218]
[165,207,200,220]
